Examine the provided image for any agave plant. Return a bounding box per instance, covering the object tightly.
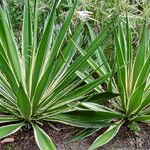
[0,0,120,149]
[58,18,150,149]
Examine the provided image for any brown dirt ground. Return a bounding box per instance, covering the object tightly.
[0,123,150,150]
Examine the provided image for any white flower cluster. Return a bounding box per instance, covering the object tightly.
[76,10,93,21]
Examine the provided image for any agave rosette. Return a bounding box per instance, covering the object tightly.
[67,18,150,149]
[0,0,120,149]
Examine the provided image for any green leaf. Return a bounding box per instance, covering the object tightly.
[22,0,32,92]
[32,22,83,113]
[70,128,100,143]
[0,85,16,104]
[86,92,120,104]
[87,23,111,74]
[17,84,31,120]
[49,19,114,102]
[133,20,148,88]
[0,7,21,82]
[114,23,127,109]
[39,73,111,115]
[125,15,132,67]
[40,71,111,112]
[0,42,8,62]
[52,73,112,108]
[76,71,102,93]
[132,115,150,122]
[88,122,123,150]
[31,0,77,99]
[49,22,84,83]
[0,102,20,118]
[33,0,38,50]
[31,1,57,97]
[0,123,23,139]
[51,110,123,128]
[0,115,19,123]
[128,122,141,132]
[0,53,18,95]
[136,92,150,114]
[46,0,78,71]
[32,124,56,150]
[0,73,12,94]
[134,55,150,89]
[118,19,126,61]
[81,102,120,113]
[127,83,145,115]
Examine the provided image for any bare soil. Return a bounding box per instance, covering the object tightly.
[0,123,150,150]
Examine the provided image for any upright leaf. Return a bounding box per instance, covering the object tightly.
[31,1,57,97]
[17,84,31,120]
[22,0,32,93]
[31,0,78,112]
[127,83,145,115]
[0,7,21,82]
[132,20,148,88]
[0,53,18,95]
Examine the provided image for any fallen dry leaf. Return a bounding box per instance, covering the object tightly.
[0,138,14,144]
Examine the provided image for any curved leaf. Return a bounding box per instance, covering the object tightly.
[50,110,123,128]
[69,128,100,143]
[88,121,123,150]
[32,123,56,150]
[0,123,23,139]
[86,92,120,104]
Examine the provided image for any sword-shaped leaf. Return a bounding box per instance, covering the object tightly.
[0,123,23,139]
[32,124,56,150]
[88,122,123,150]
[17,84,31,120]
